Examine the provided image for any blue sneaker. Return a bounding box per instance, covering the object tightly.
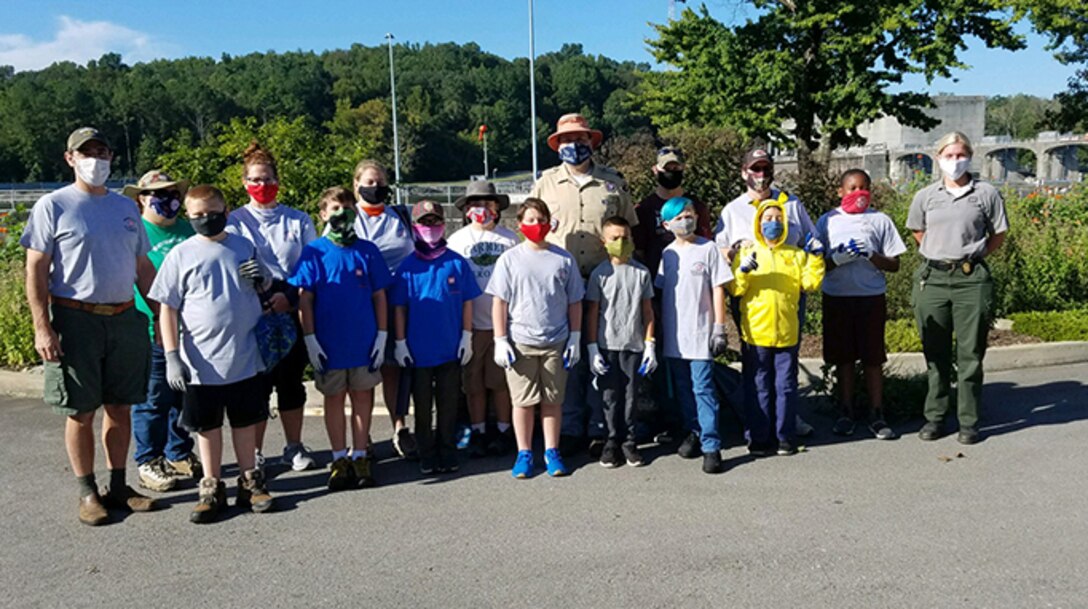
[511,450,533,479]
[544,448,569,477]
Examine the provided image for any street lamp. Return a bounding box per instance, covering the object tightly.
[385,32,402,204]
[528,0,539,182]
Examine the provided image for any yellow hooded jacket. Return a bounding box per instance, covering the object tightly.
[729,194,825,348]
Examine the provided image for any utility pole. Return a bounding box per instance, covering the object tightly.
[528,0,539,181]
[385,32,402,204]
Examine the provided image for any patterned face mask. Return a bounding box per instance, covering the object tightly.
[327,207,357,245]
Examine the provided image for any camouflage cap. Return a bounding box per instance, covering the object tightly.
[66,127,111,152]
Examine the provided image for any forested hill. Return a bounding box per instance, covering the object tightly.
[0,42,650,183]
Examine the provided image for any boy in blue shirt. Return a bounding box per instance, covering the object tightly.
[290,187,392,491]
[390,201,481,475]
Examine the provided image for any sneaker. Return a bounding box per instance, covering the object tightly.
[702,450,722,474]
[138,457,177,492]
[795,416,815,438]
[393,427,419,460]
[957,426,980,445]
[544,448,569,477]
[558,434,583,457]
[352,457,377,488]
[468,429,488,458]
[747,443,775,457]
[78,493,108,526]
[236,469,274,513]
[165,453,202,479]
[456,425,472,450]
[511,450,534,479]
[254,449,267,474]
[869,419,897,440]
[777,441,798,456]
[831,416,856,436]
[677,432,702,459]
[419,456,437,475]
[101,485,158,512]
[190,478,226,524]
[327,457,355,492]
[588,438,606,460]
[653,429,675,445]
[487,428,515,456]
[437,452,460,473]
[918,421,943,441]
[622,441,644,467]
[599,440,622,468]
[282,443,317,472]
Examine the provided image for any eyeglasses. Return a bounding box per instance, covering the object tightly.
[244,177,277,185]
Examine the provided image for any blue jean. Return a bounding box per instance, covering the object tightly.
[561,350,606,439]
[131,344,193,464]
[744,345,798,445]
[667,358,721,452]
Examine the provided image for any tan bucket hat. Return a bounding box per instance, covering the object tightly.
[546,113,604,152]
[122,170,190,200]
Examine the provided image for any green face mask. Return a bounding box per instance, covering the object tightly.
[327,207,357,245]
[604,237,635,261]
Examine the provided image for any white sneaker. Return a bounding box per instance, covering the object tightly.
[795,415,815,438]
[282,443,316,472]
[137,458,177,492]
[255,449,266,474]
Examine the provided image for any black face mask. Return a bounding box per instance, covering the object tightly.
[191,212,227,237]
[657,169,683,190]
[358,185,391,205]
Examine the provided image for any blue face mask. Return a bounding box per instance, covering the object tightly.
[761,220,784,241]
[149,193,181,219]
[558,142,593,165]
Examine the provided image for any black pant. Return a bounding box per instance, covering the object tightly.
[600,349,640,443]
[412,360,461,461]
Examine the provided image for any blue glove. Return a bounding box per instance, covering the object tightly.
[804,232,825,256]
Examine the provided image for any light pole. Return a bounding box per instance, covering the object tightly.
[385,32,402,204]
[528,0,539,182]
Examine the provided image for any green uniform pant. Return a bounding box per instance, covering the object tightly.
[911,262,994,428]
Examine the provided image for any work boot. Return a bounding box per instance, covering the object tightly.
[236,469,274,513]
[166,453,203,479]
[190,478,226,524]
[78,493,108,526]
[101,485,158,512]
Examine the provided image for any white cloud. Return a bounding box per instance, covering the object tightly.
[0,15,174,72]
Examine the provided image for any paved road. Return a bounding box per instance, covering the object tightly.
[1,364,1086,608]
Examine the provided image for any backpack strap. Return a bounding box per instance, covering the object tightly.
[390,203,413,233]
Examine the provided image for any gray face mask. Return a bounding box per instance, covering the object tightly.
[668,216,695,237]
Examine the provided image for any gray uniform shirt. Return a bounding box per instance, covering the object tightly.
[487,243,585,347]
[20,185,150,303]
[586,259,653,352]
[226,203,317,280]
[149,234,266,385]
[906,180,1008,261]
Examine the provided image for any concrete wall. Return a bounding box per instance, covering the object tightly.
[855,95,986,150]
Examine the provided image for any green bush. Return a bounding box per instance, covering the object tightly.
[0,258,36,368]
[1009,309,1088,342]
[810,361,929,423]
[885,318,922,353]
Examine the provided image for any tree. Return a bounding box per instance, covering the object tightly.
[1019,0,1088,131]
[985,94,1059,139]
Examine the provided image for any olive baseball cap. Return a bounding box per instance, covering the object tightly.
[66,127,111,152]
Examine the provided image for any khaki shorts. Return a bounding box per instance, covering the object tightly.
[463,330,509,396]
[315,366,382,396]
[505,341,567,408]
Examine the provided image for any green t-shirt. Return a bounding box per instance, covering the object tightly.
[134,217,195,338]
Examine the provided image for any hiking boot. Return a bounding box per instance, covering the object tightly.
[677,432,702,459]
[327,457,355,492]
[190,478,226,524]
[795,415,815,438]
[599,440,622,468]
[957,426,980,445]
[282,443,317,472]
[236,469,274,513]
[622,441,644,467]
[78,493,108,526]
[702,450,722,474]
[138,457,177,492]
[832,417,856,436]
[468,429,488,458]
[918,421,943,441]
[101,485,158,512]
[588,438,606,460]
[165,453,203,479]
[393,427,418,460]
[352,457,377,488]
[487,427,515,456]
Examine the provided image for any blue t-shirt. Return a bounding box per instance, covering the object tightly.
[288,237,392,370]
[390,250,482,368]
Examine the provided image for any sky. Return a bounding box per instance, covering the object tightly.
[0,0,1078,98]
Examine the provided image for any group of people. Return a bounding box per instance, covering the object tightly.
[21,116,1007,526]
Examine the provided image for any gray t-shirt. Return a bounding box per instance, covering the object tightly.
[487,243,585,347]
[446,224,519,331]
[654,237,733,360]
[20,185,150,303]
[586,259,653,352]
[149,233,266,385]
[353,205,415,275]
[226,203,317,280]
[714,189,816,250]
[906,180,1008,261]
[816,209,908,297]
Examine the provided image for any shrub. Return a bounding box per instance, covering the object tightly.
[810,361,930,423]
[0,258,36,368]
[885,318,922,353]
[1009,309,1088,342]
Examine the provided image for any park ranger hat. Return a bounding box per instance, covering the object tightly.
[122,170,190,200]
[66,127,111,152]
[454,180,511,212]
[410,199,445,222]
[546,113,604,152]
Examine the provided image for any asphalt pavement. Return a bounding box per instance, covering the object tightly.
[1,363,1086,609]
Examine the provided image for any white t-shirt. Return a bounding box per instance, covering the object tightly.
[655,237,733,360]
[816,208,907,297]
[226,203,317,281]
[149,234,267,385]
[446,224,518,330]
[487,243,585,347]
[714,189,816,250]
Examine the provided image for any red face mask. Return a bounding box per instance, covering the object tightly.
[520,222,550,244]
[246,182,279,205]
[840,189,871,214]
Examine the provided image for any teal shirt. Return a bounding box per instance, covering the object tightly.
[134,217,195,338]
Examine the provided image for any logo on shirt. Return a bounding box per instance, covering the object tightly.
[605,182,616,193]
[690,261,707,276]
[123,217,138,232]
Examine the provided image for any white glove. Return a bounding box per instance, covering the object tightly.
[493,335,516,369]
[587,343,609,377]
[458,330,473,366]
[638,340,658,376]
[394,339,414,367]
[303,334,328,374]
[804,232,825,255]
[165,350,190,393]
[739,250,759,273]
[563,331,582,369]
[369,330,387,371]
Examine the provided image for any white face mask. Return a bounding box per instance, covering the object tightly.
[75,157,111,187]
[938,157,970,181]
